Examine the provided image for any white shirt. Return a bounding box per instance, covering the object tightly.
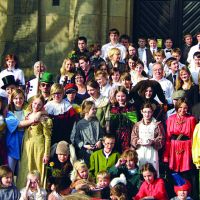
[189,66,200,85]
[100,82,111,98]
[0,68,25,87]
[187,43,200,67]
[101,42,127,62]
[151,77,174,104]
[163,48,172,59]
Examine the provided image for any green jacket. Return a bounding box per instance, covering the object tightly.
[108,165,141,199]
[89,149,120,178]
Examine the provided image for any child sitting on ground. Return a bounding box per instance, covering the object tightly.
[70,160,95,192]
[0,165,20,200]
[20,170,47,200]
[170,173,193,200]
[95,171,110,199]
[49,141,76,178]
[108,149,140,198]
[110,174,127,200]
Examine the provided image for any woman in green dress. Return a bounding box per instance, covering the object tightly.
[17,95,52,189]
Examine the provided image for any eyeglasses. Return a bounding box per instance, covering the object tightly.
[53,92,62,96]
[104,142,115,146]
[40,83,51,87]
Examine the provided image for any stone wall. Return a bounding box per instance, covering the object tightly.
[0,0,133,78]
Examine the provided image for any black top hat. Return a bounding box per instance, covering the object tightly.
[1,75,19,90]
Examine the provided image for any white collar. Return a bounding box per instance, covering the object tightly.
[45,99,72,115]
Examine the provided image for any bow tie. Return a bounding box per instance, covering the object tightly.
[166,49,172,53]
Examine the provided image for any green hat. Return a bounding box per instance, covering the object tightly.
[40,72,54,84]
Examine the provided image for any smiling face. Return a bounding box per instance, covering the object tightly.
[116,91,126,106]
[125,157,136,170]
[128,46,136,56]
[103,138,115,153]
[111,72,120,82]
[32,98,43,112]
[142,107,153,121]
[145,87,153,99]
[135,63,144,75]
[96,75,107,87]
[177,190,188,200]
[64,60,73,72]
[13,93,24,110]
[52,92,63,103]
[153,63,163,80]
[177,102,188,116]
[57,154,69,163]
[86,85,99,99]
[98,177,110,188]
[180,70,190,82]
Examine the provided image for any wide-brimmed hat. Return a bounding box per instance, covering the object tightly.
[1,75,19,90]
[172,90,185,100]
[40,72,54,84]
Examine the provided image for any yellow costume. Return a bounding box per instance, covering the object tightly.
[192,122,200,168]
[17,118,52,189]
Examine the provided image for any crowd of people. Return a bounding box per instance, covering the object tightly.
[0,28,200,200]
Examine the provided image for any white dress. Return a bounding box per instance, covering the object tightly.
[136,120,159,175]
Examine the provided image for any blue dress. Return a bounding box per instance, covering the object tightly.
[5,111,25,160]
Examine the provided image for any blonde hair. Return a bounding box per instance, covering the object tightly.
[70,160,88,182]
[27,170,41,187]
[175,67,193,90]
[120,72,131,81]
[95,70,108,80]
[97,171,110,181]
[60,58,74,75]
[50,83,64,98]
[27,94,45,112]
[108,48,121,60]
[33,61,47,76]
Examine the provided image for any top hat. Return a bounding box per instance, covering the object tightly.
[1,75,18,90]
[40,72,54,84]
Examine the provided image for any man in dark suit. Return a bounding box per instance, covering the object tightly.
[181,33,193,64]
[166,57,179,88]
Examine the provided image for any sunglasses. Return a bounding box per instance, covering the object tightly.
[40,83,51,87]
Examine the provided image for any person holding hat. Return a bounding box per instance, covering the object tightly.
[171,173,193,200]
[1,75,19,102]
[39,72,54,104]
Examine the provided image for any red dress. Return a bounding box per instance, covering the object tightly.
[163,114,196,172]
[133,178,168,200]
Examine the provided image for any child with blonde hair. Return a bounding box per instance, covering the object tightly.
[20,170,47,200]
[70,160,95,192]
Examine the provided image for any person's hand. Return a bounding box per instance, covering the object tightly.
[115,158,127,168]
[25,179,31,190]
[84,145,95,150]
[43,155,49,164]
[137,139,143,145]
[95,141,102,149]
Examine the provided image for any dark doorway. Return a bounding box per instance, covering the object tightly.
[132,0,200,47]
